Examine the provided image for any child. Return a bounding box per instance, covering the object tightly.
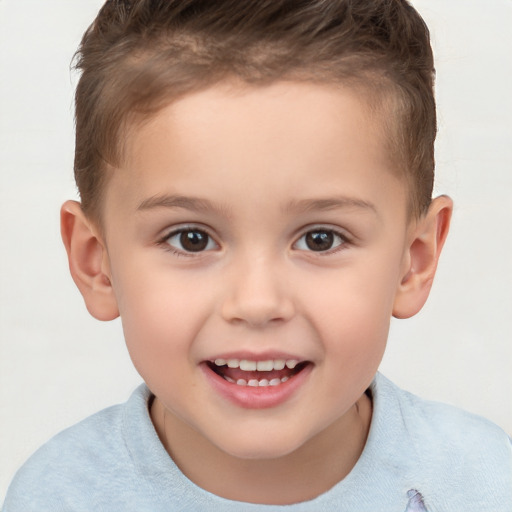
[3,0,511,510]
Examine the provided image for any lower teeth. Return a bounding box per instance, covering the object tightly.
[228,376,289,387]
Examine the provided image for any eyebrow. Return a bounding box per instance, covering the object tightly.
[137,194,230,216]
[137,194,377,217]
[284,197,378,215]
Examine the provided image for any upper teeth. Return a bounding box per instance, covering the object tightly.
[214,359,298,371]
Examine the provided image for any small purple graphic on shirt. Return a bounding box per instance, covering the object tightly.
[404,489,429,512]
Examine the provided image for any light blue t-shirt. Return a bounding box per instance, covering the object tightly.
[3,373,512,511]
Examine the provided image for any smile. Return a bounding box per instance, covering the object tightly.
[206,358,310,387]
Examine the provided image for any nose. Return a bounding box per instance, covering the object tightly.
[220,256,295,328]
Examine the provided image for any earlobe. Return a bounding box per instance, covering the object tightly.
[60,200,119,321]
[392,195,453,319]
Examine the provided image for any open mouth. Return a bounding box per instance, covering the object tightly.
[206,358,310,387]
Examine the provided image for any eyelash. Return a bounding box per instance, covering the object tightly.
[158,226,218,257]
[157,226,350,256]
[293,227,350,255]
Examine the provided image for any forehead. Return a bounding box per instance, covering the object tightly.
[105,81,407,223]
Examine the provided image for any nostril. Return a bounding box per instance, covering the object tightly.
[221,297,295,327]
[219,265,296,326]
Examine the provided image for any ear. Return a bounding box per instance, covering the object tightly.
[60,200,119,321]
[393,195,453,319]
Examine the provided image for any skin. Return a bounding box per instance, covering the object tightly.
[61,81,452,505]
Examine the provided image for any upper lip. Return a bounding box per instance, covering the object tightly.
[204,351,307,363]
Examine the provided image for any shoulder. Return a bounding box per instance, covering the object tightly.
[371,374,512,508]
[375,373,511,451]
[3,385,151,511]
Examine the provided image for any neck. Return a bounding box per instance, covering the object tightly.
[150,394,372,505]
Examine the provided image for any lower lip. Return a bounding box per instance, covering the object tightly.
[201,363,313,409]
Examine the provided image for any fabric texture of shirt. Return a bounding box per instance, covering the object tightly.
[3,373,512,511]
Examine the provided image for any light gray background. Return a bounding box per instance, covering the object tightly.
[1,0,511,501]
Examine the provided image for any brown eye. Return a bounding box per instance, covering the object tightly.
[295,229,346,252]
[166,229,216,253]
[305,231,334,251]
[180,230,208,251]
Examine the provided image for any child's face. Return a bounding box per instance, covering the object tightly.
[101,82,412,460]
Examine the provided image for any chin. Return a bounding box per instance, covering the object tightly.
[214,430,310,461]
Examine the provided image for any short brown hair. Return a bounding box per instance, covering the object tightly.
[73,0,436,221]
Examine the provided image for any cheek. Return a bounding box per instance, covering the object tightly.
[112,265,212,377]
[303,255,401,360]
